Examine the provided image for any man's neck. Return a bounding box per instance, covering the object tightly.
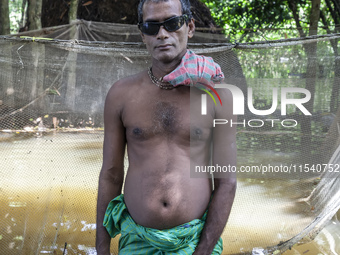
[151,63,179,79]
[151,51,187,79]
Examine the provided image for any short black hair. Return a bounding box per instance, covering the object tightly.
[137,0,192,23]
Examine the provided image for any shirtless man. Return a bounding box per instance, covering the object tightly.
[96,0,237,254]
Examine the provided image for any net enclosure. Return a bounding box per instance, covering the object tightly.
[0,19,340,254]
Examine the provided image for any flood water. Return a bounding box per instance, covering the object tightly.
[0,131,339,254]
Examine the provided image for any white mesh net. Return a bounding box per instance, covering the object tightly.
[0,20,340,254]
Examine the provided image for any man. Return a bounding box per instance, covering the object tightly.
[96,0,237,254]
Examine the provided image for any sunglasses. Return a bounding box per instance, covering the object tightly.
[138,14,189,35]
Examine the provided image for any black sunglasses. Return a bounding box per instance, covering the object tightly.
[138,14,189,36]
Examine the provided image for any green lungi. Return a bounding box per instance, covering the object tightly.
[103,194,223,255]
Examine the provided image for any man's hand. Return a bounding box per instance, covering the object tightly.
[192,245,212,255]
[193,85,237,254]
[192,178,237,255]
[96,81,126,254]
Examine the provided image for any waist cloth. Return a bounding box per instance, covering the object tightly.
[103,194,223,255]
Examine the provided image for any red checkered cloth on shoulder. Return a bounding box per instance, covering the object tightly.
[162,49,224,88]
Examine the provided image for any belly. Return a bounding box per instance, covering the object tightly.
[123,163,212,229]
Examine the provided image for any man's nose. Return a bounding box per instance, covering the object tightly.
[157,26,169,39]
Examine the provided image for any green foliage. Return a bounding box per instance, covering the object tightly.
[201,0,291,42]
[237,41,334,79]
[9,0,23,33]
[200,0,334,42]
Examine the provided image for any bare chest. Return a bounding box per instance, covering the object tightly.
[122,97,213,142]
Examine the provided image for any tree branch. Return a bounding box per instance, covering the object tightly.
[325,0,339,25]
[287,0,306,38]
[330,0,340,19]
[308,0,320,36]
[0,0,10,35]
[319,10,338,54]
[69,0,79,23]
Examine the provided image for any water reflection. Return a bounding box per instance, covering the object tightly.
[0,132,339,254]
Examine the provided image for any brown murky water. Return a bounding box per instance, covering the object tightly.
[0,131,339,254]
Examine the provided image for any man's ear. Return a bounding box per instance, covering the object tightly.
[188,18,195,39]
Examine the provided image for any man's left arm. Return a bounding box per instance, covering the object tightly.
[194,87,237,255]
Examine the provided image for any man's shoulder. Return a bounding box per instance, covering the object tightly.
[214,83,234,118]
[112,71,146,90]
[107,70,147,98]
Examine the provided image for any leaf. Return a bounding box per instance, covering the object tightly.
[82,1,93,6]
[47,89,60,96]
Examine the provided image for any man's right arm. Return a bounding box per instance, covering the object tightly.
[96,82,126,255]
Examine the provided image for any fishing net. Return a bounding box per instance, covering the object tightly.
[0,20,339,254]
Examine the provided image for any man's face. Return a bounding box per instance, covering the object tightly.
[141,0,195,64]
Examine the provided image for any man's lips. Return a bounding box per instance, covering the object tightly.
[157,44,173,49]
